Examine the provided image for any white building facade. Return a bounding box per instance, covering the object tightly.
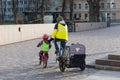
[0,0,120,23]
[72,0,119,22]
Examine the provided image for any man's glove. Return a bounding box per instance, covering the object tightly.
[49,38,54,42]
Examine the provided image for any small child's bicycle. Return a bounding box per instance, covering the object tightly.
[37,34,51,68]
[41,52,48,68]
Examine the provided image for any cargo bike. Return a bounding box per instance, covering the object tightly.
[58,43,86,72]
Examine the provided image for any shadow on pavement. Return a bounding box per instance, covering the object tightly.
[0,63,97,80]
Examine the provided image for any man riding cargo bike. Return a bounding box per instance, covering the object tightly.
[50,16,68,60]
[50,16,86,72]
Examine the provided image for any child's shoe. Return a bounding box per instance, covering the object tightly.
[39,60,41,65]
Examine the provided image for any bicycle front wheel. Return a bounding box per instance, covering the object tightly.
[42,55,47,68]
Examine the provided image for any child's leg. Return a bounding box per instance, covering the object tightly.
[61,41,66,50]
[39,51,43,65]
[39,51,41,60]
[45,52,49,60]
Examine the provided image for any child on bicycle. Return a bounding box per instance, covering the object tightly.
[37,34,52,65]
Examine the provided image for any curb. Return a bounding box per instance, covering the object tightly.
[86,64,120,71]
[86,64,95,68]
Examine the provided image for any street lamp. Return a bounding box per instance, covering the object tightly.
[106,2,111,27]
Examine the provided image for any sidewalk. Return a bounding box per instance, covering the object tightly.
[82,70,120,80]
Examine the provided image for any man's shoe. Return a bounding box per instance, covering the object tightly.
[56,56,60,61]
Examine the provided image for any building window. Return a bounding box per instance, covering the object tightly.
[24,7,28,11]
[85,3,88,10]
[28,0,32,4]
[78,4,81,9]
[19,8,23,12]
[8,15,11,19]
[74,14,77,19]
[7,1,12,5]
[19,1,23,4]
[3,1,6,5]
[0,8,1,12]
[46,5,50,10]
[107,3,110,9]
[112,13,116,20]
[112,3,116,8]
[24,1,27,4]
[101,3,105,9]
[74,4,77,9]
[7,8,12,12]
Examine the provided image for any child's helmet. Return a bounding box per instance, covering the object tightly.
[42,34,48,40]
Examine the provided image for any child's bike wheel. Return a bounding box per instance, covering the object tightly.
[42,54,48,68]
[43,60,47,68]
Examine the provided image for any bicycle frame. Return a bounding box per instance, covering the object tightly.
[58,46,69,72]
[41,52,48,68]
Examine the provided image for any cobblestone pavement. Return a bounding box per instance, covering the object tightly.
[0,25,120,80]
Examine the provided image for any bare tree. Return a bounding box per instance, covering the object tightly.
[26,0,41,12]
[69,0,73,20]
[33,0,41,12]
[33,0,42,21]
[62,0,74,20]
[41,0,44,23]
[87,0,100,22]
[0,0,2,23]
[27,0,31,11]
[0,0,7,24]
[62,0,66,19]
[27,0,44,23]
[12,0,18,23]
